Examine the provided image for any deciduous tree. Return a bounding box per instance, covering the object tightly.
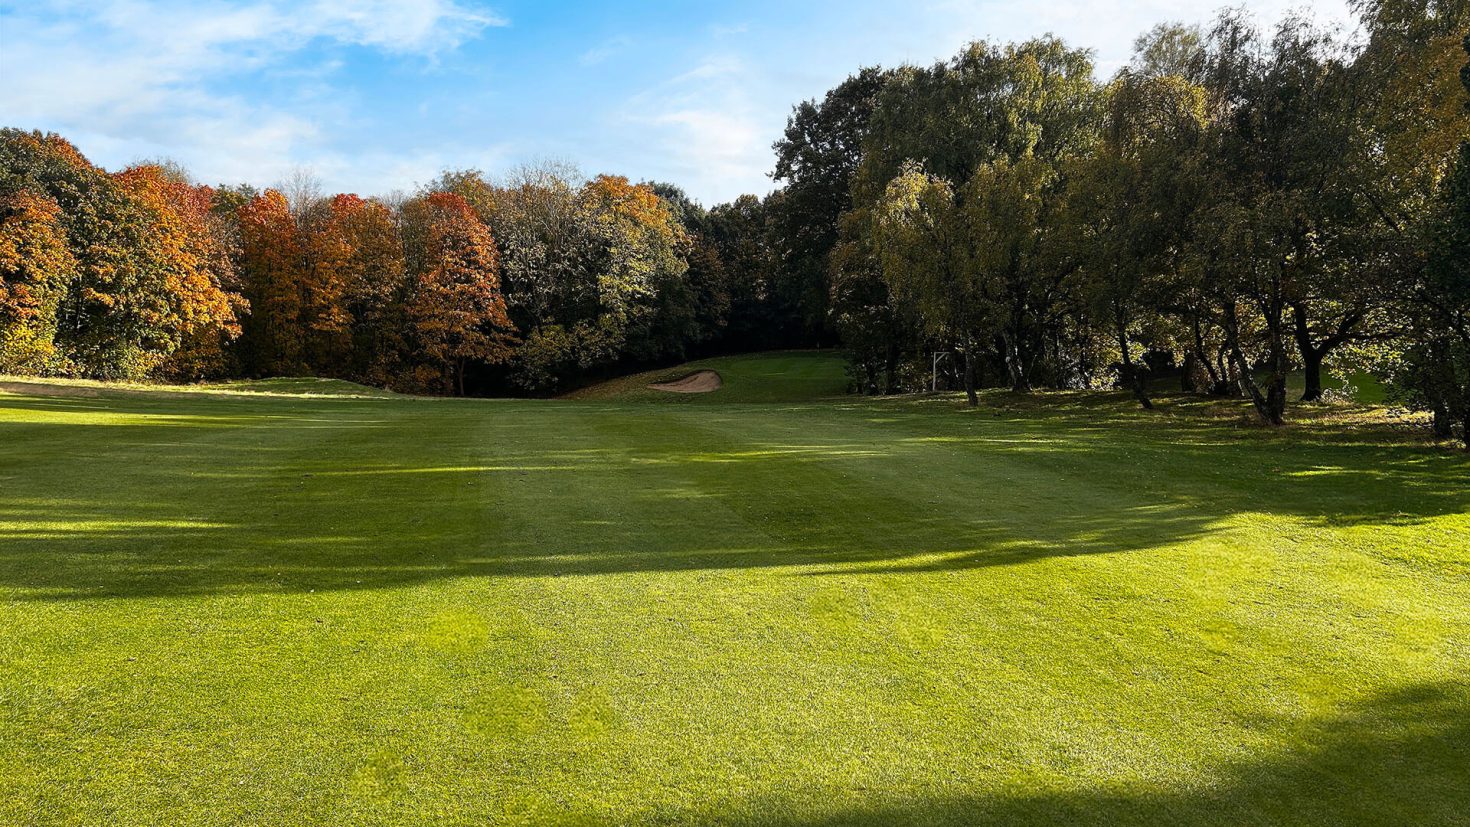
[402,192,516,395]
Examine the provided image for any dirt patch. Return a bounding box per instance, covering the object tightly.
[648,370,723,394]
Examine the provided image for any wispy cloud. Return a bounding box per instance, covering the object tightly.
[622,54,771,201]
[580,35,633,66]
[0,0,505,190]
[294,0,507,53]
[709,22,750,38]
[2,0,1362,204]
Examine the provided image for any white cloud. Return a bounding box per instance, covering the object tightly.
[709,23,750,38]
[621,55,772,202]
[1,0,1366,204]
[293,0,507,54]
[0,0,505,191]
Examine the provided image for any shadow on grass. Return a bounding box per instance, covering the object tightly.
[694,681,1470,826]
[1,389,1467,600]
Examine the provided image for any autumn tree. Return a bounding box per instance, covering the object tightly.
[401,191,516,395]
[0,191,74,373]
[0,131,242,378]
[441,166,690,391]
[114,164,244,380]
[235,189,305,376]
[331,195,410,385]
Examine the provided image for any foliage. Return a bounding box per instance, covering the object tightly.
[235,189,305,376]
[0,190,73,373]
[401,192,516,395]
[114,165,244,381]
[0,130,246,378]
[0,1,1465,416]
[1384,32,1470,446]
[770,67,890,345]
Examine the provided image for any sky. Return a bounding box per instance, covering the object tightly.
[0,0,1357,205]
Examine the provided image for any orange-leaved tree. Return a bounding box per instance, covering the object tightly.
[0,190,75,373]
[115,165,245,380]
[236,189,305,376]
[295,193,411,382]
[402,192,517,395]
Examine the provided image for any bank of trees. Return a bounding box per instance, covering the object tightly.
[0,142,798,394]
[783,1,1469,443]
[1,2,1467,443]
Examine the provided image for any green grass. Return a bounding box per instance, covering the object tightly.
[0,373,400,399]
[564,350,851,402]
[2,352,1467,826]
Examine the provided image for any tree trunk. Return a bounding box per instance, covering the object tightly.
[1300,348,1324,403]
[1432,404,1453,439]
[962,347,979,407]
[1257,275,1290,425]
[1223,302,1284,426]
[1265,372,1287,425]
[1292,304,1325,402]
[1264,307,1288,425]
[1117,320,1153,410]
[1292,301,1365,403]
[1002,334,1030,393]
[883,340,899,395]
[1190,315,1228,395]
[1214,347,1237,397]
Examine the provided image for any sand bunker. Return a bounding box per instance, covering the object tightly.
[648,370,723,394]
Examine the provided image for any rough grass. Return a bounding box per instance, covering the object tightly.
[2,351,1467,826]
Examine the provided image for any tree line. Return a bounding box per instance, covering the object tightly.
[0,141,809,395]
[1,0,1467,445]
[775,0,1469,444]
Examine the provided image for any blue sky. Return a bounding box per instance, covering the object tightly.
[0,0,1353,204]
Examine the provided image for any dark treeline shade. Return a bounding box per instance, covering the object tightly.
[1,1,1467,443]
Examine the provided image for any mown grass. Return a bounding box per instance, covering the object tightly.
[563,350,851,403]
[1,351,1467,826]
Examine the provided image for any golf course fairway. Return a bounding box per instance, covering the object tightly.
[2,352,1467,826]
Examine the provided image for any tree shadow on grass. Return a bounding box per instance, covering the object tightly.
[0,390,1467,600]
[682,680,1470,827]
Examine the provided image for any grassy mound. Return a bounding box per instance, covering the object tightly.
[2,362,1466,825]
[565,350,850,403]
